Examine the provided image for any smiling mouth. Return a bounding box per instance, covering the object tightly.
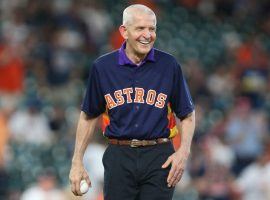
[139,41,151,45]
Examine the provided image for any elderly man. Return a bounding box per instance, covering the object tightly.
[69,4,195,200]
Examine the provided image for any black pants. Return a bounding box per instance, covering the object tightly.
[102,142,175,200]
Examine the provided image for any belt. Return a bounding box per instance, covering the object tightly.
[108,138,170,148]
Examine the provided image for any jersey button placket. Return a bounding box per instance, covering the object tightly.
[133,68,140,129]
[134,67,139,85]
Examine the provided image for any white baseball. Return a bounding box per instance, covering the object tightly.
[80,180,89,194]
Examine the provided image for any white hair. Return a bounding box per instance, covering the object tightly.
[122,4,156,26]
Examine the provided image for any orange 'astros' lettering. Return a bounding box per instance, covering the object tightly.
[114,90,125,106]
[134,87,145,103]
[146,89,156,105]
[155,93,167,108]
[104,88,167,109]
[104,94,117,109]
[123,88,133,103]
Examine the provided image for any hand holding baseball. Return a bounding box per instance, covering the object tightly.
[80,179,89,194]
[69,161,91,196]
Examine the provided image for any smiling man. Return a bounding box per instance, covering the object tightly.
[120,5,157,64]
[69,4,195,200]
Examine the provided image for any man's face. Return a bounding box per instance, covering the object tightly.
[121,13,156,58]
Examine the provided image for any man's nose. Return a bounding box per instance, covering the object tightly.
[142,30,151,38]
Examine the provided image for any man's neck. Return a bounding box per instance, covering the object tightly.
[125,48,146,65]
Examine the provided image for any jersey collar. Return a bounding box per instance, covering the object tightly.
[118,42,155,67]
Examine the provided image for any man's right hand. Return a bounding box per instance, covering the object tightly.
[69,161,91,196]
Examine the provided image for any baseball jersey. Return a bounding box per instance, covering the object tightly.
[81,42,194,140]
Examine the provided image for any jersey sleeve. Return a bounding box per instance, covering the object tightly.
[170,62,194,119]
[81,63,106,118]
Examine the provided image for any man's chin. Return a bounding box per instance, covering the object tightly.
[138,47,151,55]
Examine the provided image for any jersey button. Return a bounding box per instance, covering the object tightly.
[135,105,139,110]
[134,124,138,128]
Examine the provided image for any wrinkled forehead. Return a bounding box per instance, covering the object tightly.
[128,11,156,27]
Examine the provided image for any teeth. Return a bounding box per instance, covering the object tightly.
[139,41,150,44]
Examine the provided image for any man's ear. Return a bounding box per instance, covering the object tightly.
[119,25,128,40]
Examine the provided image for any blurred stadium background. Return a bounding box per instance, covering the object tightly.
[0,0,270,199]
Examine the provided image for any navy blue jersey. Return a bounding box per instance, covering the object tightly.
[82,43,194,139]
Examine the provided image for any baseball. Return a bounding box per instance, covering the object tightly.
[80,179,89,194]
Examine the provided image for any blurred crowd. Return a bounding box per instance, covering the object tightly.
[0,0,270,199]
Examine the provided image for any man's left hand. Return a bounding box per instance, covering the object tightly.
[161,148,190,187]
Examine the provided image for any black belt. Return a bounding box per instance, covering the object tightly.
[108,138,170,148]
